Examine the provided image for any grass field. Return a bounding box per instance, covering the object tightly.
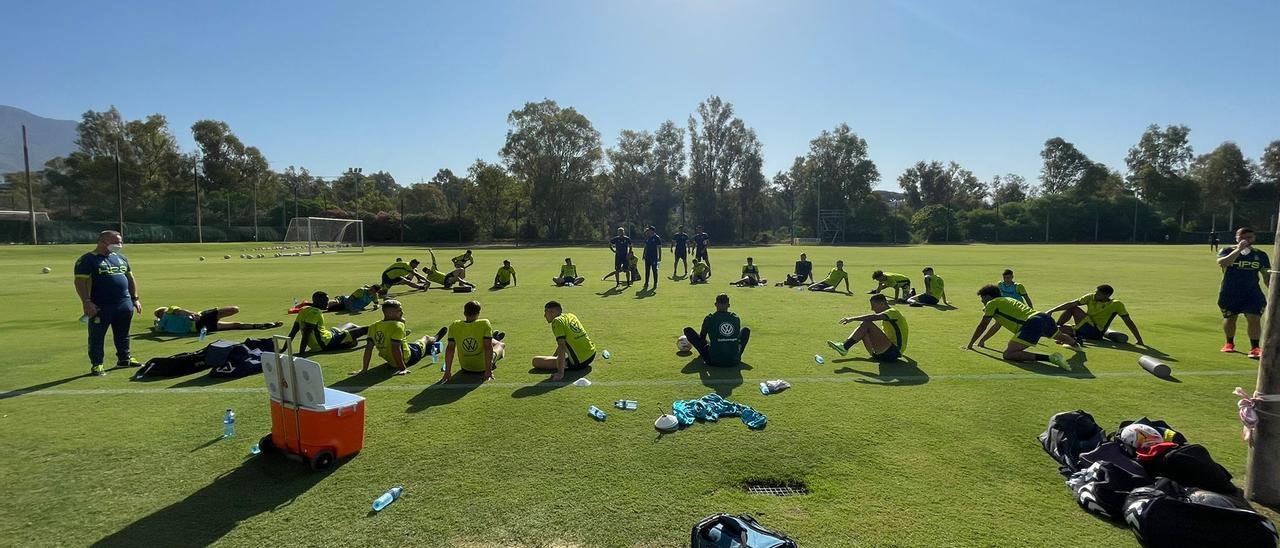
[0,242,1264,547]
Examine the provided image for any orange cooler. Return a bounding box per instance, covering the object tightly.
[261,336,366,470]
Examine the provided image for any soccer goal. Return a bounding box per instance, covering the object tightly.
[282,217,364,256]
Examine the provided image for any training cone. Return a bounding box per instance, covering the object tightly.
[1138,355,1171,378]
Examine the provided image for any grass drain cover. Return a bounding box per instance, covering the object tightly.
[744,480,809,496]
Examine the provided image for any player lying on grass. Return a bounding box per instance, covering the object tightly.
[997,269,1032,306]
[682,293,750,367]
[870,270,912,302]
[1217,227,1269,359]
[289,291,368,355]
[532,300,597,381]
[350,300,444,376]
[967,284,1073,366]
[777,253,813,287]
[827,293,908,362]
[153,306,282,334]
[907,267,948,306]
[442,300,507,382]
[555,257,586,286]
[424,250,476,291]
[690,258,710,284]
[326,284,382,312]
[729,257,767,287]
[492,260,517,289]
[1046,284,1145,346]
[381,258,428,290]
[808,260,851,293]
[451,250,474,273]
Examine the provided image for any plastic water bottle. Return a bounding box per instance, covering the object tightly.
[814,354,825,365]
[431,342,440,364]
[372,486,404,512]
[79,314,90,324]
[198,327,208,341]
[602,349,612,360]
[614,399,637,410]
[222,409,236,438]
[588,405,607,421]
[250,443,261,455]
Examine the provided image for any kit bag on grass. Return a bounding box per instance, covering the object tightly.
[1072,461,1153,520]
[1144,443,1235,494]
[133,350,208,379]
[1124,478,1277,548]
[1039,410,1106,474]
[691,514,797,548]
[204,339,265,378]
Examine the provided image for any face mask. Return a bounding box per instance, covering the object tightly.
[107,244,124,253]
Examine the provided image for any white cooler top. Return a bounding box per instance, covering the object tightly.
[262,352,364,410]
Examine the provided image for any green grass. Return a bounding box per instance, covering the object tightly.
[0,242,1262,546]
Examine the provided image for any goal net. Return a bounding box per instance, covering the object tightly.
[282,217,364,255]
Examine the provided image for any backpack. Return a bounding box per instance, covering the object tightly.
[1079,441,1147,478]
[133,350,208,380]
[1124,478,1277,547]
[1072,461,1153,520]
[204,339,265,378]
[691,514,797,548]
[1039,410,1106,474]
[1144,443,1235,494]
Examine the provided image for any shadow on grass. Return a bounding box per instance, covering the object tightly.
[974,348,1095,379]
[510,366,593,399]
[833,356,929,386]
[596,286,625,298]
[634,288,656,299]
[0,373,88,400]
[329,366,398,394]
[680,358,753,397]
[1083,340,1178,362]
[405,377,484,413]
[92,456,337,547]
[190,436,224,453]
[169,374,242,389]
[130,331,188,342]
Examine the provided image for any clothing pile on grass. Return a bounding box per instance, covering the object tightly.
[133,338,273,380]
[672,393,767,430]
[1040,410,1278,547]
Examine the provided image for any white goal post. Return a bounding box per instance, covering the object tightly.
[282,217,364,255]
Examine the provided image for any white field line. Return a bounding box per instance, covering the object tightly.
[0,369,1255,398]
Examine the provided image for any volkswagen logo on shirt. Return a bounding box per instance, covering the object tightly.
[718,322,734,336]
[461,338,479,352]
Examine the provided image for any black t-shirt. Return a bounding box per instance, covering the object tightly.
[694,232,710,251]
[644,235,661,259]
[1220,246,1270,295]
[795,260,812,278]
[672,232,689,253]
[610,235,631,256]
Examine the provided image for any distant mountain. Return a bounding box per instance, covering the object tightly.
[0,106,78,175]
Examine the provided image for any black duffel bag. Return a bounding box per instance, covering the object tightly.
[691,514,797,548]
[1124,478,1278,547]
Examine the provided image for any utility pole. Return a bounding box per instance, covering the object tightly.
[252,173,259,241]
[1132,191,1140,242]
[194,151,203,243]
[347,167,362,220]
[1248,201,1280,504]
[22,126,36,244]
[114,137,124,236]
[398,193,405,244]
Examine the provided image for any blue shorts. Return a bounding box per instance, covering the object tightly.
[405,342,426,367]
[917,294,939,305]
[322,328,355,351]
[1219,289,1266,317]
[1014,313,1057,346]
[871,344,901,362]
[1076,323,1104,340]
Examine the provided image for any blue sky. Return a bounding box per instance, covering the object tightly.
[7,0,1278,189]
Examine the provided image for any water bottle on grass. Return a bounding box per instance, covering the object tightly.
[222,409,236,438]
[372,486,404,512]
[614,400,637,410]
[588,406,607,421]
[198,327,208,341]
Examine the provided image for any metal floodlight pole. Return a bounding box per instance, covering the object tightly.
[114,137,124,235]
[252,173,259,241]
[1248,200,1280,504]
[1132,189,1140,242]
[22,125,36,245]
[348,167,361,221]
[194,151,203,243]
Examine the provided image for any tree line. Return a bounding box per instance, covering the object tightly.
[4,96,1279,243]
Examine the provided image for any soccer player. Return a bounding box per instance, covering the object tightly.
[153,306,281,334]
[1217,227,1270,358]
[555,258,586,286]
[730,257,767,287]
[997,269,1032,307]
[690,258,710,284]
[335,284,382,313]
[423,250,476,291]
[808,260,851,293]
[74,230,142,375]
[532,301,598,381]
[642,225,662,290]
[492,260,518,289]
[671,225,691,277]
[350,300,439,376]
[682,293,751,367]
[966,284,1073,366]
[779,253,814,287]
[608,227,633,286]
[1046,284,1145,345]
[451,250,474,271]
[381,258,428,290]
[907,267,948,306]
[442,300,507,382]
[288,291,368,355]
[1210,232,1220,253]
[870,270,912,302]
[826,293,908,362]
[628,251,641,282]
[693,225,711,273]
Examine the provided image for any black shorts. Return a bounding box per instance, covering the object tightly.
[443,273,458,287]
[917,294,939,305]
[566,352,595,370]
[405,342,426,367]
[1015,313,1057,346]
[1219,290,1266,316]
[614,255,628,272]
[695,248,708,261]
[381,274,399,287]
[1076,323,1105,340]
[196,309,219,332]
[675,248,688,259]
[871,344,901,362]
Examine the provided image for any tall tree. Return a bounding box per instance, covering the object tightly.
[500,99,602,239]
[1192,142,1253,214]
[898,161,985,210]
[687,96,753,239]
[806,123,879,216]
[990,173,1030,204]
[1039,137,1093,195]
[467,160,516,238]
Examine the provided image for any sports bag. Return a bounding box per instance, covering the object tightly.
[1144,443,1235,494]
[1124,478,1277,547]
[1039,410,1106,474]
[1079,441,1147,478]
[133,350,208,380]
[205,340,265,378]
[1071,461,1153,520]
[691,514,797,548]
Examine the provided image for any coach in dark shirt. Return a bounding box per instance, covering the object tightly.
[642,225,662,291]
[73,230,142,376]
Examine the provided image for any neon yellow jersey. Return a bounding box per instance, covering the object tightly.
[742,264,760,280]
[424,267,448,284]
[382,262,413,279]
[983,297,1037,333]
[295,306,332,348]
[495,266,515,283]
[692,262,709,276]
[925,274,945,298]
[881,307,909,351]
[451,253,471,268]
[882,272,910,287]
[551,313,596,364]
[823,268,848,286]
[448,319,493,372]
[369,319,411,364]
[1077,294,1128,330]
[560,264,578,279]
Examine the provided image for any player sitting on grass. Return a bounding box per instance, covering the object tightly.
[870,270,912,302]
[442,300,506,382]
[1046,284,1145,346]
[555,258,586,286]
[730,257,767,287]
[532,301,597,381]
[153,306,281,334]
[288,291,368,355]
[381,258,428,291]
[827,293,907,362]
[966,284,1073,367]
[808,260,851,293]
[451,250,474,273]
[682,293,750,367]
[778,253,814,287]
[424,250,476,291]
[329,284,382,313]
[492,260,517,289]
[907,267,948,306]
[350,300,443,376]
[690,258,710,284]
[997,269,1032,306]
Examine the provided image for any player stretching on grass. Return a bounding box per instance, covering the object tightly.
[671,225,691,277]
[682,293,750,367]
[608,227,633,286]
[690,258,710,284]
[907,267,948,306]
[555,258,586,286]
[966,284,1073,367]
[729,257,767,287]
[808,260,851,293]
[381,258,428,291]
[442,300,506,382]
[451,250,474,274]
[827,293,908,362]
[492,260,517,289]
[424,250,476,291]
[870,270,912,302]
[693,225,711,274]
[1217,227,1269,358]
[532,301,598,381]
[1046,284,1145,346]
[289,291,368,355]
[350,300,444,376]
[997,269,1032,306]
[153,306,281,334]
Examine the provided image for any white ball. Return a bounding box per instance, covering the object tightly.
[1120,424,1163,452]
[565,282,575,287]
[199,256,205,261]
[41,267,51,274]
[223,255,231,260]
[676,335,692,352]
